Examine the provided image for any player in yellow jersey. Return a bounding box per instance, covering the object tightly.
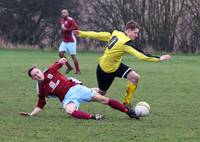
[74,20,171,107]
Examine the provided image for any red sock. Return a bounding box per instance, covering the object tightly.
[71,110,92,119]
[108,99,128,113]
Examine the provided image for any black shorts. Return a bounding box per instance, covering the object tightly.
[96,63,132,91]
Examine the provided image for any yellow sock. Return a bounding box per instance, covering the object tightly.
[122,82,137,106]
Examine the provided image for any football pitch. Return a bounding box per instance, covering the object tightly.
[0,49,200,142]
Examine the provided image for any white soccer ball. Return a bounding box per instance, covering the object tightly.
[134,101,150,117]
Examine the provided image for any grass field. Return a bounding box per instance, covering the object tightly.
[0,49,200,142]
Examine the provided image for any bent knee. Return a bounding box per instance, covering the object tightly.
[63,103,76,114]
[92,88,107,96]
[131,76,140,84]
[127,72,140,84]
[65,109,74,114]
[59,52,65,58]
[134,74,140,81]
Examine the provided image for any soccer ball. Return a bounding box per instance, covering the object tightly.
[134,101,150,117]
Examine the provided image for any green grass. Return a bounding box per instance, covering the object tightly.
[0,49,200,142]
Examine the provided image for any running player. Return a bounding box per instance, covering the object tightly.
[74,20,171,106]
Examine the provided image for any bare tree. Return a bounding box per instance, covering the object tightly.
[175,0,200,53]
[78,0,200,53]
[78,0,185,52]
[0,0,200,52]
[0,0,78,48]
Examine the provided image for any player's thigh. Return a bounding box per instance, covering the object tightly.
[115,63,140,84]
[67,42,77,55]
[63,102,77,114]
[63,85,95,108]
[115,63,132,78]
[91,92,109,104]
[59,41,68,52]
[96,64,115,91]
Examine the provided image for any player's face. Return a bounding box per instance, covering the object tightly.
[61,10,69,18]
[31,68,44,81]
[126,28,139,40]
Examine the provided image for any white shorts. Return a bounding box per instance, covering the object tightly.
[59,41,77,55]
[62,85,95,109]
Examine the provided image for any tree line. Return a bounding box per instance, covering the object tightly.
[0,0,200,53]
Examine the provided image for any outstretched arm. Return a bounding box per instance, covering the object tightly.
[58,57,67,64]
[49,58,68,71]
[20,94,46,117]
[73,30,111,42]
[125,45,160,62]
[124,41,171,62]
[126,46,171,62]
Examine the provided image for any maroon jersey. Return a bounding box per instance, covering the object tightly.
[60,17,78,42]
[36,62,77,109]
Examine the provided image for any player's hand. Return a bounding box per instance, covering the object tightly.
[61,24,66,30]
[73,30,80,35]
[19,112,30,117]
[159,54,171,61]
[59,58,67,64]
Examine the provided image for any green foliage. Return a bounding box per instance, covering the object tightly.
[0,49,200,142]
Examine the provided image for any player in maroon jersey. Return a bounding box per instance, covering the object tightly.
[58,9,80,74]
[20,58,139,120]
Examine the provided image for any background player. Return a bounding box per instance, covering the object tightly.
[58,9,80,74]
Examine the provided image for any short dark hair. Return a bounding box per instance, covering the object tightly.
[27,66,37,78]
[125,20,140,31]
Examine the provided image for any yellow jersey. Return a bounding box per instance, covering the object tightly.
[79,30,160,73]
